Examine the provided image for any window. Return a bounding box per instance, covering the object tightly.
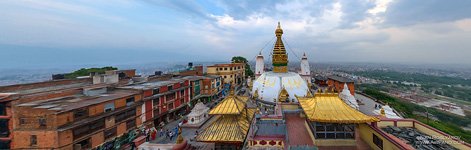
[180,90,185,96]
[126,97,135,106]
[115,108,136,123]
[90,119,104,132]
[168,85,173,91]
[373,133,383,149]
[104,127,117,140]
[180,99,185,105]
[0,120,8,137]
[38,118,46,127]
[224,67,227,70]
[76,138,91,149]
[19,118,26,125]
[166,93,175,101]
[126,119,136,129]
[313,122,355,139]
[153,98,160,106]
[104,103,115,112]
[73,125,90,140]
[0,103,5,116]
[224,76,226,78]
[74,108,88,120]
[152,88,160,95]
[230,67,233,71]
[30,135,37,146]
[167,103,174,110]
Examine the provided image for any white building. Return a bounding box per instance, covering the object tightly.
[255,52,264,79]
[299,52,311,84]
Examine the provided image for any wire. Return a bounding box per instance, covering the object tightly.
[249,36,276,63]
[282,37,301,60]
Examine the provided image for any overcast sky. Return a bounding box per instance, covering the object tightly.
[1,0,471,69]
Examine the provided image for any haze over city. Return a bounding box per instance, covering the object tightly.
[1,0,471,70]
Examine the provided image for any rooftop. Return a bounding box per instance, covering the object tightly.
[197,108,257,143]
[16,89,139,113]
[120,78,187,90]
[298,93,379,123]
[327,75,354,83]
[209,93,249,115]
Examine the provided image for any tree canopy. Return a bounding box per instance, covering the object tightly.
[231,56,254,77]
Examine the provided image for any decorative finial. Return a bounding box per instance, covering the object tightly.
[277,21,281,29]
[380,108,386,117]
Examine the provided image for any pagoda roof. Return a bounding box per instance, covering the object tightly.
[197,108,257,143]
[298,93,379,123]
[209,94,249,115]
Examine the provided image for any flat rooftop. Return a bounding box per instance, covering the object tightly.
[328,75,354,83]
[120,78,187,90]
[16,89,139,113]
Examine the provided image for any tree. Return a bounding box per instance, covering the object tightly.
[231,56,254,77]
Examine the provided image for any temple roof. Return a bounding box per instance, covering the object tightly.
[298,93,379,123]
[197,108,257,143]
[209,93,249,115]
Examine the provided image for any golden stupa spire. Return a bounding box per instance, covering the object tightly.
[272,22,288,73]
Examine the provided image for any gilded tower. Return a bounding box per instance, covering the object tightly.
[272,22,288,73]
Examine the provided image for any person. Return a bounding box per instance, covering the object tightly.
[178,121,183,127]
[151,129,156,141]
[375,104,377,109]
[166,129,170,139]
[145,130,150,142]
[160,128,164,137]
[169,131,174,141]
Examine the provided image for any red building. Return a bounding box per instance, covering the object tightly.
[327,76,355,95]
[120,78,191,128]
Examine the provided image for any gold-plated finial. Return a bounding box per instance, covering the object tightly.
[277,21,281,29]
[380,108,386,117]
[272,22,288,73]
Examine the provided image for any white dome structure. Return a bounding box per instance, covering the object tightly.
[251,22,310,103]
[339,83,359,110]
[252,72,309,103]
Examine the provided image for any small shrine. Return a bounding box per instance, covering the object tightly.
[186,102,209,126]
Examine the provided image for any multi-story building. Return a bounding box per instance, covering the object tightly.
[207,63,245,87]
[11,84,142,149]
[200,75,223,102]
[120,78,191,127]
[182,76,204,107]
[0,78,93,149]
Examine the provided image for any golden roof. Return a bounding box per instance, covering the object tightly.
[298,93,379,123]
[209,94,249,115]
[197,108,257,143]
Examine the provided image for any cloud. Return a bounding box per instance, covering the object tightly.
[1,0,471,69]
[383,0,471,26]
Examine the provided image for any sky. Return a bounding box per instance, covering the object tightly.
[1,0,471,69]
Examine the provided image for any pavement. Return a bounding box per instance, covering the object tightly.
[356,93,382,116]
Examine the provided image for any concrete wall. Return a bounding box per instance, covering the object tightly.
[358,124,403,150]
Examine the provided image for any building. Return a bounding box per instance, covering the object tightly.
[328,75,355,95]
[206,63,245,87]
[0,78,93,149]
[255,52,265,79]
[200,75,223,103]
[179,63,204,76]
[251,22,310,103]
[299,52,311,84]
[12,86,142,149]
[119,78,191,127]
